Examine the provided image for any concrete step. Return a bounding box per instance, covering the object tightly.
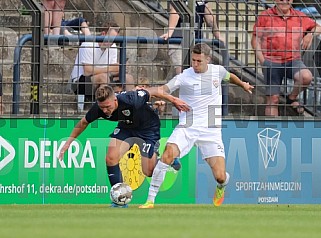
[1,60,31,77]
[1,92,81,115]
[1,104,82,116]
[0,8,83,27]
[2,76,71,94]
[1,0,24,9]
[219,14,257,23]
[0,14,32,30]
[1,47,77,78]
[0,91,267,117]
[216,2,265,12]
[1,88,262,116]
[2,92,76,103]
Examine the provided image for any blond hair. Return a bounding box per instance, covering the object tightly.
[95,85,115,102]
[136,77,151,87]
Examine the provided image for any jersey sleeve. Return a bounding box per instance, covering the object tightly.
[301,13,317,32]
[85,103,103,123]
[218,65,230,82]
[165,75,181,94]
[119,90,150,109]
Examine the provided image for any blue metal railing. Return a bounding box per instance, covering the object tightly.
[13,34,226,114]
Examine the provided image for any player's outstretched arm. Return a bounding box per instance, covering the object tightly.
[58,117,89,160]
[159,4,179,40]
[229,73,254,94]
[145,86,190,112]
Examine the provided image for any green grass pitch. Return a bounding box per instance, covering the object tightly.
[0,204,320,238]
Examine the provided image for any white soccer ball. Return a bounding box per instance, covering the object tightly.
[110,183,133,205]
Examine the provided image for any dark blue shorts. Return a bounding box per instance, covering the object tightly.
[110,127,160,159]
[262,60,307,95]
[61,17,87,32]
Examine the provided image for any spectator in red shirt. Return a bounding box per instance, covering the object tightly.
[251,0,321,116]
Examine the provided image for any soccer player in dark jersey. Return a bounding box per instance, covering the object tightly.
[58,84,189,207]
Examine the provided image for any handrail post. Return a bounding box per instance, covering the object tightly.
[221,41,230,117]
[21,0,44,114]
[171,0,193,70]
[13,34,32,114]
[119,39,127,85]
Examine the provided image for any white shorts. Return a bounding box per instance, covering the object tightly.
[167,126,225,159]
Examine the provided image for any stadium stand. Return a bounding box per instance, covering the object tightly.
[1,0,321,117]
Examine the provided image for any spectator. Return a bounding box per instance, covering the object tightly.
[70,20,134,109]
[251,0,321,116]
[161,1,224,74]
[110,80,124,94]
[60,17,91,36]
[42,0,66,35]
[136,77,151,88]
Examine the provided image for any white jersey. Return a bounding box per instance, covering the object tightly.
[70,42,118,82]
[166,64,229,128]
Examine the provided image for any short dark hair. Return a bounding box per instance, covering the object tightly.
[95,85,115,102]
[192,43,212,57]
[110,80,124,92]
[101,20,120,34]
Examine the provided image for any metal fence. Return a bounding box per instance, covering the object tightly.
[1,0,321,117]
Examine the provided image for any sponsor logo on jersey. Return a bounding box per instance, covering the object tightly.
[196,1,206,6]
[114,128,120,135]
[213,80,219,88]
[137,90,146,97]
[122,110,131,116]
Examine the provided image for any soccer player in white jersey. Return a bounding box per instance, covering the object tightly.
[139,43,254,208]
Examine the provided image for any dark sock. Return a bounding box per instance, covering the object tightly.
[107,164,123,186]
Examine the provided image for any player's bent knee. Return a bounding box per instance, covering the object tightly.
[142,168,153,177]
[161,145,178,165]
[161,154,174,165]
[105,156,119,166]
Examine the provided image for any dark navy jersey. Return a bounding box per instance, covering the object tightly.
[85,90,160,130]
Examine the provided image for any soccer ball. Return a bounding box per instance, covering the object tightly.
[110,183,133,205]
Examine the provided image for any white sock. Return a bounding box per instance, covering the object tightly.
[147,161,169,203]
[217,172,230,188]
